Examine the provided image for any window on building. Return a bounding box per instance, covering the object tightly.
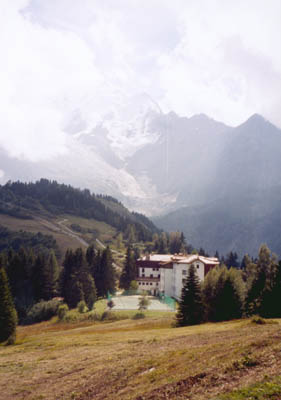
[156,283,158,286]
[197,264,200,269]
[156,268,159,271]
[150,274,153,278]
[182,270,187,275]
[142,274,145,277]
[158,274,160,278]
[146,282,149,285]
[138,282,141,285]
[142,268,145,272]
[150,283,153,285]
[152,268,155,271]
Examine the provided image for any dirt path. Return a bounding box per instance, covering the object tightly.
[35,217,89,247]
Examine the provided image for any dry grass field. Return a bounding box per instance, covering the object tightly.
[1,313,281,400]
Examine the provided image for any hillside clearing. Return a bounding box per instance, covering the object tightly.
[0,317,281,399]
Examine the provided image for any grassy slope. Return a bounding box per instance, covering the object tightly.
[1,316,281,400]
[0,213,117,259]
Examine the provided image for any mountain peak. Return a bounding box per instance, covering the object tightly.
[247,113,266,124]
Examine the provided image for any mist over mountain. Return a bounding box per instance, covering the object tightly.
[1,94,281,257]
[154,114,281,257]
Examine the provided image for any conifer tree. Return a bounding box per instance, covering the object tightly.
[119,245,137,290]
[91,249,103,297]
[86,245,95,267]
[245,244,277,315]
[79,250,97,309]
[64,274,84,309]
[42,250,60,300]
[260,261,281,318]
[100,247,116,297]
[32,253,46,301]
[0,263,18,343]
[176,264,204,326]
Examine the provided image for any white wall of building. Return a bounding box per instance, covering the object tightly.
[163,268,173,297]
[163,261,205,300]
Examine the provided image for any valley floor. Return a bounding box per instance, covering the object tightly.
[0,315,281,400]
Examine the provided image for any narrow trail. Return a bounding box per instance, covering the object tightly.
[35,217,122,268]
[35,217,89,247]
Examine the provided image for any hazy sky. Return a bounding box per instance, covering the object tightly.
[1,0,281,160]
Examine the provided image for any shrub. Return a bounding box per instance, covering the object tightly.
[251,315,266,325]
[78,300,88,314]
[101,311,117,321]
[57,304,69,321]
[107,299,115,309]
[138,294,151,311]
[6,331,16,346]
[25,299,61,324]
[132,312,145,320]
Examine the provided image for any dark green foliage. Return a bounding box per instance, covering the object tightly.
[62,247,97,309]
[5,247,35,320]
[78,300,88,313]
[245,244,278,316]
[24,299,61,324]
[100,247,116,296]
[202,266,244,322]
[177,264,204,326]
[119,245,137,290]
[42,250,60,300]
[64,276,84,309]
[213,269,244,321]
[57,304,69,320]
[132,312,145,320]
[225,251,239,269]
[0,179,159,242]
[259,261,281,318]
[0,263,18,342]
[153,231,193,254]
[0,225,59,256]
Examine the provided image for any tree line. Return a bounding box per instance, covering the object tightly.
[0,244,117,325]
[177,244,281,326]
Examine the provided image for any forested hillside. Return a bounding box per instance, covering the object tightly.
[0,179,159,243]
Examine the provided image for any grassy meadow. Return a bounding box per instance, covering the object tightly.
[1,309,281,400]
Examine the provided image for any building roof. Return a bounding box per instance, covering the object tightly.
[138,254,219,266]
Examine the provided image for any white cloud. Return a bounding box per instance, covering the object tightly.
[0,0,280,161]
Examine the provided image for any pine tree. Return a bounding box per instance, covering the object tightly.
[91,249,103,297]
[245,244,277,316]
[86,245,96,267]
[119,245,137,290]
[42,250,60,300]
[79,251,97,309]
[100,247,116,297]
[64,274,84,309]
[260,261,281,318]
[0,264,18,343]
[203,266,244,322]
[176,264,204,326]
[32,253,46,301]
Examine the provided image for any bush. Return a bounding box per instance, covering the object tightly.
[6,332,16,346]
[25,299,61,324]
[132,312,145,320]
[57,304,69,321]
[78,300,88,314]
[251,315,266,325]
[107,300,115,309]
[101,311,118,321]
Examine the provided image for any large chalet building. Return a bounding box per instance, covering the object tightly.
[136,254,219,300]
